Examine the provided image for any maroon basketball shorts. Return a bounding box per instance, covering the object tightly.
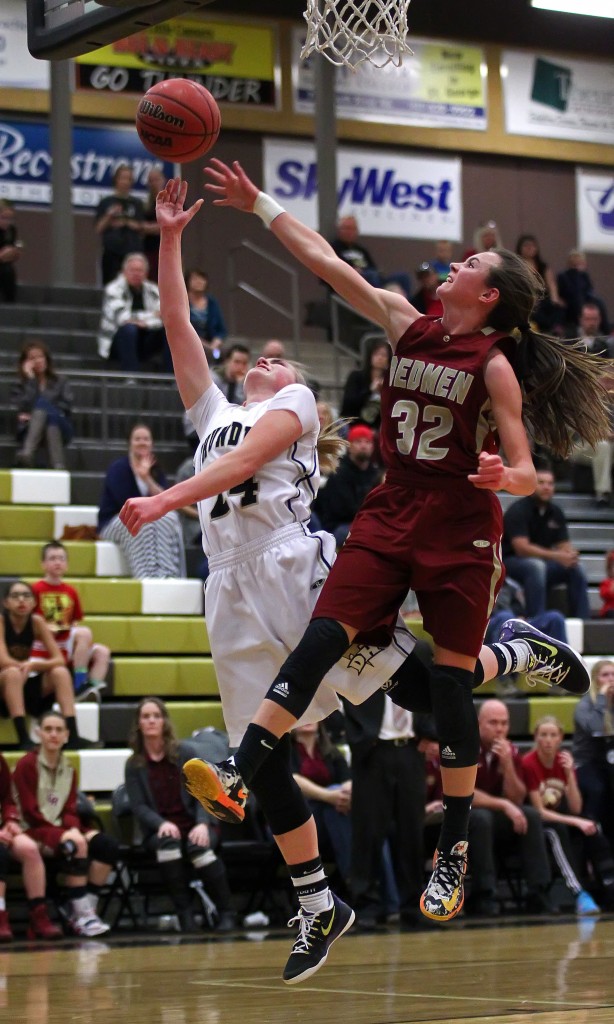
[313,479,504,658]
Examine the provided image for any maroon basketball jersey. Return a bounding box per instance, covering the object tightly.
[380,316,515,488]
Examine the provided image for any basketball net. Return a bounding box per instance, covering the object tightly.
[301,0,413,70]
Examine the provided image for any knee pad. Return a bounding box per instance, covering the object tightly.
[62,855,89,877]
[251,736,311,835]
[264,618,350,719]
[88,831,119,866]
[386,651,433,713]
[430,665,479,768]
[155,836,182,863]
[189,846,216,869]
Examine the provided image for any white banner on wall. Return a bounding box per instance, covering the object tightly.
[262,139,463,241]
[0,0,50,89]
[292,29,487,131]
[576,169,614,254]
[502,49,614,146]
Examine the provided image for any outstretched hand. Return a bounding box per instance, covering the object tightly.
[468,451,508,491]
[119,494,165,536]
[156,177,203,231]
[204,158,260,212]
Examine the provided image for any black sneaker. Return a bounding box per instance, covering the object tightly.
[420,841,468,922]
[497,618,590,694]
[183,758,248,824]
[283,895,355,985]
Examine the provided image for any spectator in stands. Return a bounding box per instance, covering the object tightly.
[212,343,250,404]
[314,424,382,547]
[125,698,236,932]
[410,261,444,317]
[557,251,609,336]
[570,382,614,507]
[572,301,614,358]
[0,200,21,302]
[0,750,62,941]
[462,219,502,260]
[342,692,427,929]
[599,551,614,618]
[13,710,117,936]
[98,423,185,579]
[331,214,411,297]
[97,253,170,374]
[430,240,453,282]
[522,714,614,913]
[186,268,227,365]
[573,660,614,853]
[515,234,565,334]
[468,699,554,915]
[290,722,352,896]
[0,580,91,751]
[502,464,591,619]
[31,541,109,701]
[340,336,390,433]
[95,164,145,285]
[141,166,165,282]
[12,341,73,470]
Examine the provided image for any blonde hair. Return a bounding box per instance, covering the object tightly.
[533,714,564,738]
[317,418,350,476]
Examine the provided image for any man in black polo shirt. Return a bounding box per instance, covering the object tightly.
[502,466,591,619]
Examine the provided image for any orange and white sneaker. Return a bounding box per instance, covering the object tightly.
[420,841,468,922]
[183,758,248,824]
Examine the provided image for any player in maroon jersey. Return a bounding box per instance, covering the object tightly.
[183,159,610,929]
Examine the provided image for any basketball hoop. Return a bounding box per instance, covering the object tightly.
[301,0,413,70]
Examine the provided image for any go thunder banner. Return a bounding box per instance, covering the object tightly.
[74,17,279,110]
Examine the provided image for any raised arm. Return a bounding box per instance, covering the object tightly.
[156,179,212,410]
[204,158,418,347]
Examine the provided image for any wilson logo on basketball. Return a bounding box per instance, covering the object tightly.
[139,130,173,148]
[138,99,185,128]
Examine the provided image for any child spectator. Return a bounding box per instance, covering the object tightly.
[31,541,109,700]
[522,715,614,913]
[598,551,614,619]
[12,710,118,936]
[0,750,61,940]
[0,580,91,750]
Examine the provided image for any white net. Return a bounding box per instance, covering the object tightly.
[301,0,413,70]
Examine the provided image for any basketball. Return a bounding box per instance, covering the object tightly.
[136,79,221,163]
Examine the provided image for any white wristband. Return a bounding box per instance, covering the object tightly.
[253,191,286,229]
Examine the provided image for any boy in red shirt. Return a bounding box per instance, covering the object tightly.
[31,541,109,699]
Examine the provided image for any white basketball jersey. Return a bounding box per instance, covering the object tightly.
[187,382,320,556]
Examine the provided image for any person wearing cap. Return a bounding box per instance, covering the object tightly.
[411,263,443,318]
[313,424,382,547]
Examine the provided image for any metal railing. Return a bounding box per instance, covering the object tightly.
[227,239,301,359]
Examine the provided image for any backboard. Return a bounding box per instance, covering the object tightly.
[27,0,217,60]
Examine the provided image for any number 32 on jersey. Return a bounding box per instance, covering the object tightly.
[392,400,452,460]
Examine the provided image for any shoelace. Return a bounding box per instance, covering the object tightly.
[430,855,462,897]
[526,652,570,687]
[287,909,318,954]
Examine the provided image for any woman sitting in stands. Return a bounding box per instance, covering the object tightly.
[0,749,62,941]
[11,340,73,470]
[98,422,185,578]
[573,659,614,856]
[0,580,91,750]
[125,698,236,932]
[12,710,118,937]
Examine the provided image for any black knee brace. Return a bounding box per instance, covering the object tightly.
[0,843,10,880]
[385,651,433,713]
[62,856,89,877]
[430,665,479,768]
[264,618,350,720]
[154,835,182,862]
[250,735,312,836]
[88,831,119,866]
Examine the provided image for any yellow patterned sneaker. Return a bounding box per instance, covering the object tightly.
[183,758,248,824]
[420,841,468,922]
[283,895,355,985]
[498,618,590,694]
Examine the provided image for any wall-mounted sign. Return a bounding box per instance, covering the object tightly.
[576,168,614,254]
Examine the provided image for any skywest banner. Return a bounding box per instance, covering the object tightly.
[263,138,463,241]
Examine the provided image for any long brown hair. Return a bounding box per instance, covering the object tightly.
[18,340,57,382]
[128,697,179,765]
[486,249,611,457]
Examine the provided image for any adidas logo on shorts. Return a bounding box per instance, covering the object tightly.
[273,680,290,699]
[441,745,456,760]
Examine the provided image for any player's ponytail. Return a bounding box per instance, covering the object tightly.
[486,249,611,457]
[317,419,350,475]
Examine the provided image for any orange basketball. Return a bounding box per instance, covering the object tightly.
[136,79,221,163]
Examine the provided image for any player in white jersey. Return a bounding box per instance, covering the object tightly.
[119,179,415,984]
